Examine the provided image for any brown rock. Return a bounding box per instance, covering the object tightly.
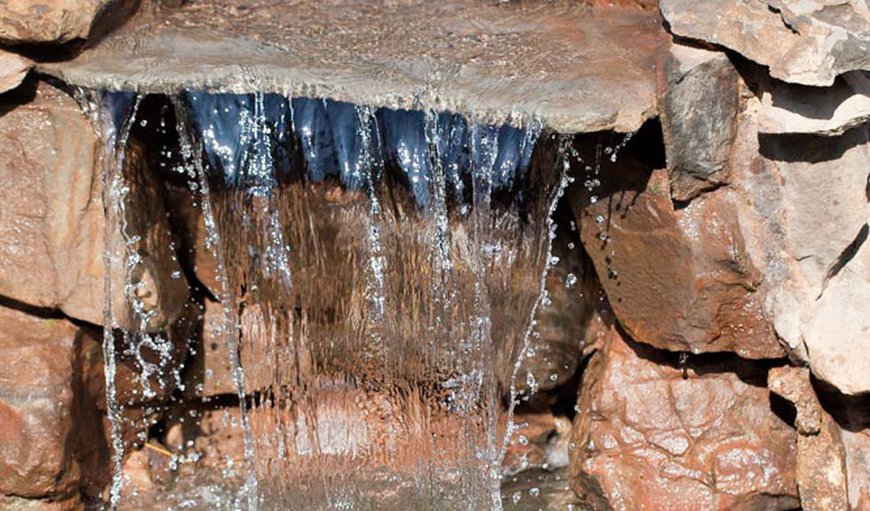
[660,0,870,86]
[0,49,30,94]
[0,305,81,499]
[569,326,798,511]
[571,149,783,358]
[659,43,739,201]
[0,0,125,44]
[769,366,849,511]
[0,80,189,330]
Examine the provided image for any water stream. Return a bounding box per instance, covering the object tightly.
[90,89,574,510]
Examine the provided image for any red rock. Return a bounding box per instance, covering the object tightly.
[570,326,798,510]
[571,145,783,359]
[0,305,81,499]
[0,80,189,331]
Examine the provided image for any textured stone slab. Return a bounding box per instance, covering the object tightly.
[660,0,870,87]
[38,0,666,133]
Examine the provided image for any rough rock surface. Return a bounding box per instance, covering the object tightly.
[659,43,739,201]
[660,0,870,86]
[768,366,849,511]
[570,147,783,359]
[38,0,667,133]
[570,326,799,511]
[720,71,870,395]
[0,80,189,330]
[0,305,82,501]
[759,71,870,137]
[0,0,116,44]
[0,49,30,94]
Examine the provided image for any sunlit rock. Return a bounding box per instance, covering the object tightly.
[570,132,783,359]
[569,326,799,510]
[0,49,30,94]
[768,366,850,511]
[0,0,129,44]
[0,305,86,502]
[0,81,189,331]
[660,0,870,86]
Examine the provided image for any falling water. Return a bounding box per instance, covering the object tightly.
[86,87,571,510]
[172,96,261,511]
[95,90,142,509]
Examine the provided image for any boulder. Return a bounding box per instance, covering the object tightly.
[659,0,870,86]
[0,80,189,330]
[0,0,124,44]
[659,43,740,201]
[570,145,783,358]
[0,49,30,94]
[0,305,82,500]
[569,326,799,510]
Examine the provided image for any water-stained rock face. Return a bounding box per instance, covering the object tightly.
[568,134,783,359]
[570,326,799,511]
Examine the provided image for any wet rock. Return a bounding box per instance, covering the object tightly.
[504,411,571,475]
[571,148,783,358]
[569,326,799,511]
[660,0,870,86]
[38,0,667,133]
[0,80,189,330]
[0,305,82,500]
[768,366,849,511]
[0,49,30,94]
[0,0,121,44]
[759,71,870,137]
[659,43,739,201]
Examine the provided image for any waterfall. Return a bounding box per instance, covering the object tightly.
[87,88,567,510]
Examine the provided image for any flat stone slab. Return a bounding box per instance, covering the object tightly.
[38,0,666,133]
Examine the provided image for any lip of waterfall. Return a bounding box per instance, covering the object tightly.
[37,0,663,135]
[182,90,542,209]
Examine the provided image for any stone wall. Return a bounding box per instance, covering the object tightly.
[0,0,867,510]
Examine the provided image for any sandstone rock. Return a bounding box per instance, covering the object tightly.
[0,305,81,499]
[570,147,783,358]
[722,74,870,395]
[0,0,120,44]
[0,80,189,330]
[0,49,30,94]
[569,326,799,511]
[760,71,870,137]
[660,0,870,86]
[768,366,849,511]
[801,231,870,396]
[659,43,739,201]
